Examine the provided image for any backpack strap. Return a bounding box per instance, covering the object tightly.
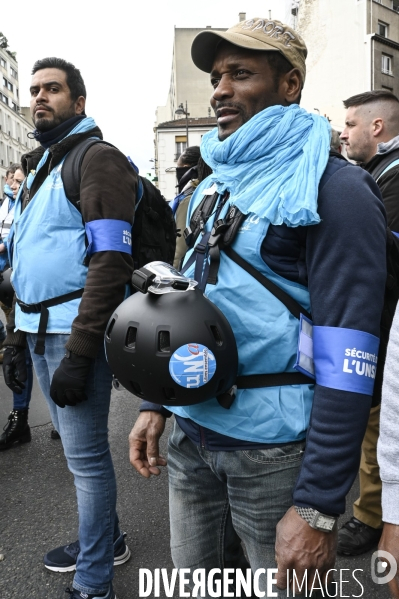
[369,149,399,182]
[205,206,311,321]
[61,138,115,210]
[183,191,219,249]
[217,245,313,407]
[224,246,311,321]
[377,158,399,182]
[207,206,246,285]
[16,288,84,355]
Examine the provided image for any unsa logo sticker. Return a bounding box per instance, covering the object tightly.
[169,343,217,388]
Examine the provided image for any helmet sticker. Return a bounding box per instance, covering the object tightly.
[169,343,217,388]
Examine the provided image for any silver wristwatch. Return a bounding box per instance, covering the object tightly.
[294,506,337,532]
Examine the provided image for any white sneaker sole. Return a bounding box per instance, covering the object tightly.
[44,545,131,572]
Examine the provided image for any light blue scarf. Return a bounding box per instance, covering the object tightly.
[200,104,331,227]
[3,183,13,199]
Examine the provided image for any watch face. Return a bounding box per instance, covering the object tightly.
[316,514,335,531]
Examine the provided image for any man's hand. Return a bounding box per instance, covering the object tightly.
[3,346,27,394]
[0,243,6,253]
[379,523,399,598]
[275,506,337,595]
[50,351,92,408]
[129,411,167,478]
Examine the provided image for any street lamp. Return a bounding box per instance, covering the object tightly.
[175,101,190,148]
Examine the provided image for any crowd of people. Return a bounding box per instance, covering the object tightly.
[1,14,399,599]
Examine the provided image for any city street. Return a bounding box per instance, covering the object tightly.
[0,370,391,599]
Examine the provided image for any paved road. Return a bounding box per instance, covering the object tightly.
[0,370,391,599]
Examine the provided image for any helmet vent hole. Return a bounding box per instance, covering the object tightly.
[106,318,116,341]
[210,325,223,346]
[163,387,177,401]
[126,327,138,349]
[130,381,144,397]
[158,331,171,353]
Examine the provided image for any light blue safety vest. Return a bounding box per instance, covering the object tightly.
[168,185,315,444]
[11,151,89,334]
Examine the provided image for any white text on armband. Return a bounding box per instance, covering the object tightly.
[344,348,378,362]
[343,348,378,379]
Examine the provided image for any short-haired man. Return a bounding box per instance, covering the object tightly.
[130,18,386,597]
[338,90,399,556]
[2,58,136,599]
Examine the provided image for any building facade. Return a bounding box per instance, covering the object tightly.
[0,41,37,196]
[155,25,228,126]
[154,116,216,200]
[290,0,399,130]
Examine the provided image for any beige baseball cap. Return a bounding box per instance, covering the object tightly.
[191,17,307,84]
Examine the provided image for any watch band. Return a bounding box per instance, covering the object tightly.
[295,506,318,525]
[294,506,336,532]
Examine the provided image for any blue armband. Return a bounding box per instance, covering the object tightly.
[85,220,132,256]
[295,320,380,395]
[314,326,379,395]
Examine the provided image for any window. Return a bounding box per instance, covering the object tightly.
[392,0,399,12]
[0,93,8,105]
[382,54,393,75]
[0,58,5,68]
[11,102,18,112]
[175,136,187,161]
[2,77,13,92]
[378,21,389,37]
[10,66,17,79]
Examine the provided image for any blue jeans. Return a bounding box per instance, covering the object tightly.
[27,333,118,595]
[13,348,33,410]
[168,420,305,599]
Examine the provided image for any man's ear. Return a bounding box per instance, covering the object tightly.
[282,68,302,105]
[372,117,384,137]
[75,95,86,116]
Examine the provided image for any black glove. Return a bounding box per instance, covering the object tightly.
[50,350,93,408]
[3,346,27,394]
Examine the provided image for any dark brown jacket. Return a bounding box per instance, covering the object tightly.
[5,125,137,358]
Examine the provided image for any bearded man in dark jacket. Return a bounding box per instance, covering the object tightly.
[2,57,136,599]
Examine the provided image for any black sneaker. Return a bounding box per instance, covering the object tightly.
[65,583,116,599]
[44,532,130,572]
[337,516,382,556]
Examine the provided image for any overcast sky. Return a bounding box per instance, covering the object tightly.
[5,0,289,175]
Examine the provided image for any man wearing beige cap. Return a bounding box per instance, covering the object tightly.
[130,17,386,597]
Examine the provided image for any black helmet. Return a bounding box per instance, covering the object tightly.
[105,262,238,406]
[0,268,14,308]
